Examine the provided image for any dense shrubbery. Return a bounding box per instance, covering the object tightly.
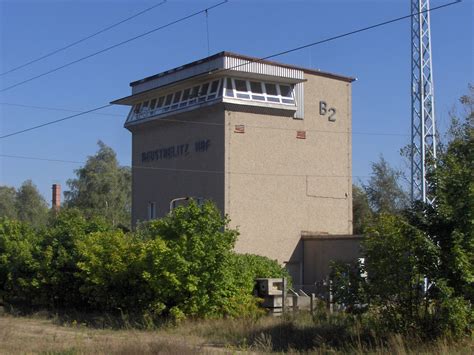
[331,214,472,340]
[0,201,288,320]
[331,88,473,341]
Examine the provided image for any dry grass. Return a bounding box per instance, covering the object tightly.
[171,313,473,354]
[0,314,222,354]
[0,312,472,354]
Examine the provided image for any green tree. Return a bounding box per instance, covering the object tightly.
[331,86,474,339]
[364,156,408,215]
[363,214,440,332]
[64,141,131,228]
[408,84,473,302]
[137,200,240,319]
[0,186,18,219]
[0,218,43,307]
[352,184,371,234]
[39,209,110,309]
[75,229,145,312]
[15,180,48,229]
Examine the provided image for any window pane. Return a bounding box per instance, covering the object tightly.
[187,86,197,100]
[157,97,165,108]
[225,78,234,97]
[199,83,209,96]
[250,81,263,93]
[182,88,190,101]
[265,83,277,96]
[267,96,280,103]
[279,85,292,97]
[173,91,182,104]
[252,94,265,101]
[150,99,157,109]
[134,103,141,113]
[236,93,250,99]
[165,94,173,106]
[142,101,149,108]
[210,80,219,93]
[234,79,247,92]
[281,98,295,104]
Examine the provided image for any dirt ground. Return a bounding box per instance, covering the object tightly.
[0,315,229,355]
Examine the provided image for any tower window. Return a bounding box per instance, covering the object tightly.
[147,202,156,220]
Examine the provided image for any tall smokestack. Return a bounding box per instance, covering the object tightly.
[52,184,61,211]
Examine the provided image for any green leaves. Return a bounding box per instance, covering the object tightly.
[0,180,48,229]
[64,140,131,229]
[331,86,474,339]
[0,201,288,320]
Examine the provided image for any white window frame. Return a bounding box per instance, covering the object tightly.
[128,79,225,122]
[222,77,296,107]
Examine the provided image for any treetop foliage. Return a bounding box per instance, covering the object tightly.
[64,140,131,228]
[363,156,409,215]
[0,180,48,229]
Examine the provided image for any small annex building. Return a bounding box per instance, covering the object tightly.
[112,52,361,289]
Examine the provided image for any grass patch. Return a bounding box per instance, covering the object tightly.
[1,311,472,354]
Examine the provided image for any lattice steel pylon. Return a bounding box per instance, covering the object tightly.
[411,0,437,204]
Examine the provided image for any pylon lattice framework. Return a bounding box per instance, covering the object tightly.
[411,0,437,204]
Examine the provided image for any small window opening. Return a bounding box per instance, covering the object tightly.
[148,202,156,220]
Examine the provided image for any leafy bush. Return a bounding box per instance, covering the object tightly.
[0,218,42,306]
[75,229,146,312]
[329,260,367,313]
[330,214,472,339]
[0,202,289,320]
[38,209,110,309]
[214,253,291,318]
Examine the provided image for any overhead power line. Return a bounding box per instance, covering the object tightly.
[0,153,368,178]
[0,104,112,139]
[0,102,123,117]
[0,1,168,77]
[0,1,228,93]
[0,101,409,136]
[0,100,408,138]
[0,154,85,164]
[0,0,459,139]
[217,0,461,74]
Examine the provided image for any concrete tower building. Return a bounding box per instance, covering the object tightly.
[112,52,360,287]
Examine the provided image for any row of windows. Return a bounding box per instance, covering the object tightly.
[224,78,295,105]
[128,78,296,122]
[131,79,223,121]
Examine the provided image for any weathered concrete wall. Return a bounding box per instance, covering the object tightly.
[130,105,225,223]
[224,72,352,283]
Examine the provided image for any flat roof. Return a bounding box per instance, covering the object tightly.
[129,51,356,87]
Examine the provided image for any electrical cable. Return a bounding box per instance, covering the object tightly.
[0,153,369,178]
[0,101,409,138]
[0,0,459,139]
[0,154,85,164]
[216,0,461,74]
[0,1,228,93]
[0,1,168,77]
[0,102,123,117]
[0,104,112,139]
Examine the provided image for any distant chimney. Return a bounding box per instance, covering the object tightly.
[52,184,61,211]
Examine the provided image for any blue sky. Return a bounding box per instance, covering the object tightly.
[0,0,472,203]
